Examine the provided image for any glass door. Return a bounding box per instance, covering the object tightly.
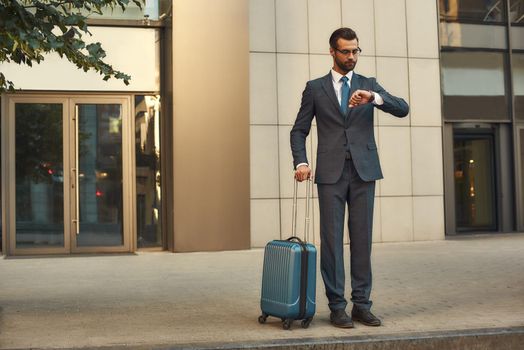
[6,96,133,255]
[9,99,69,254]
[69,98,132,253]
[453,132,498,231]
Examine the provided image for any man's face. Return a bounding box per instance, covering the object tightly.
[330,38,359,74]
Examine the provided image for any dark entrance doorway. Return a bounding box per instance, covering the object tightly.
[453,132,497,232]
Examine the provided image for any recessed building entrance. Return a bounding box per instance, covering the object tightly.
[453,132,497,232]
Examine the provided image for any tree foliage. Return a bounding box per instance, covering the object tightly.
[0,0,143,92]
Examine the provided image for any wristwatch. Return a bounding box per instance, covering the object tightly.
[368,90,375,103]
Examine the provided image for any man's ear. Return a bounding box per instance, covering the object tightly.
[329,47,335,57]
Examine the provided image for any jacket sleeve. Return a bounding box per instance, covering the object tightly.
[372,78,409,118]
[290,81,315,169]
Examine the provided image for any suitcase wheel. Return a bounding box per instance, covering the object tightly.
[258,313,268,324]
[301,317,312,328]
[282,319,292,330]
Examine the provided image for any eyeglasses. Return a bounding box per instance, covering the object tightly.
[334,47,362,56]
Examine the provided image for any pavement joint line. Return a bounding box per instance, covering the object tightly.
[9,326,524,350]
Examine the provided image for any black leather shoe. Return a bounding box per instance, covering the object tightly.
[330,309,354,328]
[351,307,381,326]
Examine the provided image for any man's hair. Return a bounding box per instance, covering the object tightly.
[329,27,358,49]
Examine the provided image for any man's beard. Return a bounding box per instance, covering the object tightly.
[336,57,356,73]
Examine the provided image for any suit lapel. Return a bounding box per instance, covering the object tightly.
[345,73,361,123]
[320,73,342,115]
[349,73,360,99]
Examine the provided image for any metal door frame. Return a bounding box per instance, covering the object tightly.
[68,96,133,254]
[1,94,135,256]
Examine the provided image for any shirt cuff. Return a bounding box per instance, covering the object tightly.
[372,92,384,106]
[296,163,309,170]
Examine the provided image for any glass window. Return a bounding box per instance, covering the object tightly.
[439,0,508,49]
[440,22,507,49]
[510,0,524,23]
[514,53,524,119]
[135,95,162,248]
[76,104,124,247]
[15,104,64,248]
[84,0,162,20]
[441,51,510,120]
[511,26,524,49]
[440,0,507,22]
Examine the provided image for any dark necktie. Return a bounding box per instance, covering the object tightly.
[340,76,350,115]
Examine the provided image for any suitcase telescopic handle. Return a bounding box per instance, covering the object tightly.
[291,178,312,243]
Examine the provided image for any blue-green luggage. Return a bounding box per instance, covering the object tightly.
[258,180,317,330]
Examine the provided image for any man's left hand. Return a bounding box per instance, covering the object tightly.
[349,90,374,107]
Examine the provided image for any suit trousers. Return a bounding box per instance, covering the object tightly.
[317,157,375,312]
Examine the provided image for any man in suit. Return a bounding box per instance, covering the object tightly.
[290,27,409,328]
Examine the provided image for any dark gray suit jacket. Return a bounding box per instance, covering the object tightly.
[290,72,409,184]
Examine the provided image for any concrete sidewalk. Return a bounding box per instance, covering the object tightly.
[0,234,523,349]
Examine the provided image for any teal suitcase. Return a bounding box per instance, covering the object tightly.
[258,180,316,330]
[259,237,317,329]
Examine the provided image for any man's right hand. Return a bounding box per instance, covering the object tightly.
[294,165,312,182]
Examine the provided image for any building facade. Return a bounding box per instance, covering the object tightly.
[0,0,522,256]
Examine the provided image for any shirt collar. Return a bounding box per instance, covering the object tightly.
[331,69,353,84]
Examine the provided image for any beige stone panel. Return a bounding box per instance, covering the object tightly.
[250,53,278,125]
[411,127,444,196]
[355,55,376,78]
[277,54,310,125]
[172,0,249,252]
[379,127,413,196]
[309,54,333,80]
[250,126,280,198]
[342,0,376,56]
[381,196,413,242]
[406,0,439,58]
[374,0,407,57]
[376,57,410,126]
[276,0,309,53]
[251,199,281,248]
[308,0,342,54]
[409,58,442,127]
[413,196,445,241]
[281,198,309,241]
[280,125,313,199]
[249,0,276,52]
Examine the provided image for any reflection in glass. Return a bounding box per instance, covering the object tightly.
[83,0,164,20]
[439,0,507,22]
[454,134,497,231]
[440,22,506,48]
[77,104,123,247]
[441,52,509,120]
[510,0,524,23]
[15,104,64,248]
[135,96,162,248]
[513,54,524,119]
